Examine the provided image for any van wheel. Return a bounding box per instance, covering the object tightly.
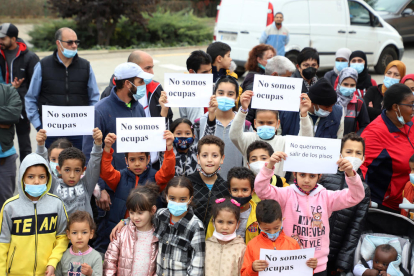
[286,51,299,65]
[374,47,398,74]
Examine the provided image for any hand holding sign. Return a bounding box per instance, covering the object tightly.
[208,95,218,122]
[253,260,269,272]
[337,158,355,177]
[159,91,170,118]
[240,90,254,111]
[92,128,103,146]
[259,248,315,276]
[104,133,117,153]
[267,152,288,170]
[36,129,47,146]
[300,93,312,117]
[164,130,175,151]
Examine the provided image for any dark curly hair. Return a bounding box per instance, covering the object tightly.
[246,140,274,163]
[227,167,256,190]
[58,147,86,168]
[211,197,241,222]
[245,44,276,72]
[197,135,225,157]
[341,132,365,155]
[256,199,282,224]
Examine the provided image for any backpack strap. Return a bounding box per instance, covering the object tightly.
[399,264,410,276]
[360,257,370,269]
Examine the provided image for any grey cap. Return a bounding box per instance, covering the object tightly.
[0,23,18,38]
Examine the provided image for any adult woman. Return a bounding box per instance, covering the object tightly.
[335,67,369,135]
[241,44,276,92]
[401,74,414,93]
[361,83,414,213]
[364,60,406,122]
[324,48,352,86]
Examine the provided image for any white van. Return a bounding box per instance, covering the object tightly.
[214,0,404,74]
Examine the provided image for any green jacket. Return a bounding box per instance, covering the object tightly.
[0,84,22,153]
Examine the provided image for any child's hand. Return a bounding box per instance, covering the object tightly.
[363,269,380,276]
[306,258,318,269]
[337,158,355,177]
[164,130,174,151]
[45,265,55,276]
[36,129,47,146]
[208,95,218,114]
[104,133,117,153]
[267,152,287,169]
[81,263,93,276]
[92,127,103,146]
[299,93,312,117]
[240,90,253,111]
[110,220,126,242]
[252,260,269,272]
[159,91,168,109]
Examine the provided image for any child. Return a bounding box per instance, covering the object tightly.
[195,76,252,180]
[155,176,205,275]
[241,199,317,275]
[246,140,289,203]
[47,138,73,177]
[205,198,246,276]
[206,167,258,243]
[104,184,159,275]
[0,153,69,276]
[187,135,230,228]
[353,244,397,276]
[319,133,371,275]
[401,153,414,219]
[35,128,103,217]
[207,41,236,82]
[94,130,175,254]
[254,151,365,275]
[56,211,102,276]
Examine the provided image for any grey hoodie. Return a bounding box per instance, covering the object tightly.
[36,143,102,218]
[0,153,69,275]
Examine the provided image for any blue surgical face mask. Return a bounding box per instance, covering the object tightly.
[350,63,364,74]
[167,199,191,217]
[59,41,77,59]
[259,222,283,241]
[129,81,146,101]
[144,78,152,85]
[335,61,348,72]
[49,161,59,177]
[339,86,356,97]
[396,105,406,125]
[217,97,235,111]
[314,105,331,117]
[410,173,414,184]
[258,63,266,71]
[25,183,47,198]
[383,76,400,88]
[257,126,276,140]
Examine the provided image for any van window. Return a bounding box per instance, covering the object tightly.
[348,1,371,26]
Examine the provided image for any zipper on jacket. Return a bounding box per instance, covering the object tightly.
[33,204,38,276]
[7,246,16,274]
[65,69,69,104]
[203,189,212,225]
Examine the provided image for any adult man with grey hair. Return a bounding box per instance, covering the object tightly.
[25,27,100,149]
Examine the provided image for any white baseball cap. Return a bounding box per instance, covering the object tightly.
[114,62,154,81]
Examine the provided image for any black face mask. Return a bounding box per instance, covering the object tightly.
[302,67,317,80]
[231,195,252,206]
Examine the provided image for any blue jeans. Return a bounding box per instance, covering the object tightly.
[45,135,83,150]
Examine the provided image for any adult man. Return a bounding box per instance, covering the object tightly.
[179,50,212,123]
[260,12,289,56]
[25,27,99,149]
[0,84,22,208]
[0,23,39,162]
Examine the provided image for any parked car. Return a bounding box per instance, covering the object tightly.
[367,0,414,42]
[214,0,404,74]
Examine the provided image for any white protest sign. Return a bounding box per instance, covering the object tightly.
[251,75,302,112]
[164,73,213,107]
[259,248,315,276]
[42,105,94,136]
[283,135,341,174]
[116,117,166,153]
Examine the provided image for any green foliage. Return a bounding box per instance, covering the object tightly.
[29,9,213,50]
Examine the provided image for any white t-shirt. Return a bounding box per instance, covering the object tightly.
[353,260,373,276]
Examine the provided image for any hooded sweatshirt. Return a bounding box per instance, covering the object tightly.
[0,153,69,275]
[254,165,364,273]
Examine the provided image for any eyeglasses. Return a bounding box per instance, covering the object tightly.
[399,103,414,110]
[60,40,80,46]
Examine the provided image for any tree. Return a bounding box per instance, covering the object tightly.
[48,0,158,46]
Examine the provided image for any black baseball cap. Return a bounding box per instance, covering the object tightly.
[0,23,19,38]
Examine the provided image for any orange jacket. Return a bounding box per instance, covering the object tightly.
[241,231,301,276]
[402,181,414,218]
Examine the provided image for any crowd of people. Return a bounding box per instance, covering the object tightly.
[0,20,414,276]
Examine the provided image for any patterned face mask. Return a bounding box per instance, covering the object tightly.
[173,137,194,150]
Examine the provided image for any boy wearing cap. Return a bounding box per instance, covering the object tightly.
[299,78,344,139]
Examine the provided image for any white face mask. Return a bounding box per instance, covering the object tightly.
[343,156,364,171]
[249,161,266,175]
[212,222,238,242]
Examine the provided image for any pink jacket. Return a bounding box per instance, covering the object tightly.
[103,221,158,276]
[254,166,364,273]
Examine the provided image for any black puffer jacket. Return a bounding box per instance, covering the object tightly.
[319,170,370,272]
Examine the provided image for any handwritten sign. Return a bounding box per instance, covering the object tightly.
[283,135,341,174]
[116,117,166,153]
[251,75,302,112]
[259,248,315,276]
[164,73,213,107]
[42,105,94,136]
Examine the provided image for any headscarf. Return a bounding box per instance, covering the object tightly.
[401,74,414,84]
[382,60,406,94]
[333,48,352,75]
[349,51,372,90]
[336,67,358,109]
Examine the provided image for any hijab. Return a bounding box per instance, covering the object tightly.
[333,48,352,74]
[401,74,414,84]
[349,51,372,90]
[336,67,358,109]
[381,60,406,94]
